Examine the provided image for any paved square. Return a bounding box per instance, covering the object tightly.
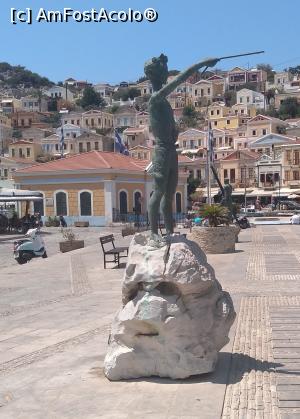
[1,225,300,418]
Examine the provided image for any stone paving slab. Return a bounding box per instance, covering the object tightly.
[1,225,300,417]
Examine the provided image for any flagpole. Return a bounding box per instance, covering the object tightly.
[60,126,64,159]
[206,144,211,205]
[207,133,211,205]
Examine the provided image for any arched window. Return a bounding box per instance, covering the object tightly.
[134,191,142,214]
[56,191,67,215]
[119,191,128,214]
[175,192,182,213]
[80,191,92,216]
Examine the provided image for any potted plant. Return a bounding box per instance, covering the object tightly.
[188,204,237,254]
[45,216,60,227]
[44,216,52,227]
[59,228,84,253]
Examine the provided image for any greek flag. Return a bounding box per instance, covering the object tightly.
[208,122,214,163]
[60,126,64,155]
[114,129,129,155]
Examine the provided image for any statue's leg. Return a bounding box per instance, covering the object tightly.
[148,146,169,236]
[148,181,165,235]
[161,158,178,235]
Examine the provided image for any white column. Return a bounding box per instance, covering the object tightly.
[104,180,116,224]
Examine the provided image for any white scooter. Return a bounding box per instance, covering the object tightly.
[14,228,47,264]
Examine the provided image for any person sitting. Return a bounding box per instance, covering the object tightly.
[59,215,67,227]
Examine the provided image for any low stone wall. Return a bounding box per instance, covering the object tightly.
[188,226,237,254]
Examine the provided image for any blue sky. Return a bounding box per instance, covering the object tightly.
[1,0,300,84]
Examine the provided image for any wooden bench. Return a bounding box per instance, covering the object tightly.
[99,234,129,269]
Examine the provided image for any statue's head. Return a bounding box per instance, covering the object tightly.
[144,54,168,91]
[224,178,230,185]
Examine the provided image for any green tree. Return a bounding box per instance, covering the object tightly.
[48,98,58,112]
[187,177,201,196]
[278,97,300,119]
[257,63,274,82]
[78,86,106,109]
[113,87,141,102]
[265,88,276,105]
[181,105,199,128]
[136,76,148,83]
[276,125,286,135]
[40,112,61,127]
[128,87,141,100]
[12,129,22,139]
[224,90,236,107]
[107,105,120,114]
[284,65,300,75]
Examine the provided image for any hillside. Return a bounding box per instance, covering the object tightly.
[0,62,54,89]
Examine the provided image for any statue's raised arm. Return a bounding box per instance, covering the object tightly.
[155,57,219,99]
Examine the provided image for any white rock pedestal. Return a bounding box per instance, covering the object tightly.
[104,233,236,380]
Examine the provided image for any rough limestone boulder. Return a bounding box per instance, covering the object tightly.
[104,233,235,380]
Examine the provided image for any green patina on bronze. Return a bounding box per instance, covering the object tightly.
[221,179,234,220]
[145,54,219,239]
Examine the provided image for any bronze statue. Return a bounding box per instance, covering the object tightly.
[145,54,219,243]
[221,178,233,219]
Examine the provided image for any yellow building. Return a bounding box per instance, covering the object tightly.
[62,110,114,130]
[208,103,239,130]
[219,149,259,187]
[246,114,288,139]
[276,142,300,187]
[9,140,41,161]
[13,151,188,226]
[210,115,239,130]
[129,145,154,160]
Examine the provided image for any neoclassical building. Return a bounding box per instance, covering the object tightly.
[13,151,188,226]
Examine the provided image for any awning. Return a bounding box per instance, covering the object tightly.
[247,189,289,197]
[197,187,290,198]
[182,149,199,155]
[0,196,43,202]
[0,188,43,202]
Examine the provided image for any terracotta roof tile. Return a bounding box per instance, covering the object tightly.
[221,150,259,161]
[15,151,149,174]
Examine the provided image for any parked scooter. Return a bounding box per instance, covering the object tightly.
[13,228,47,264]
[235,216,251,229]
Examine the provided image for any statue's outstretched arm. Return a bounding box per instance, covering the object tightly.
[157,58,219,99]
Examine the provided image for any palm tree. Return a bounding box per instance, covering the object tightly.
[199,204,230,227]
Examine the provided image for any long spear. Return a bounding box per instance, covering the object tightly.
[218,50,265,61]
[203,50,264,204]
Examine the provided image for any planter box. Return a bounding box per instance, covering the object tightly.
[74,221,89,227]
[59,240,84,253]
[45,221,60,227]
[188,226,237,254]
